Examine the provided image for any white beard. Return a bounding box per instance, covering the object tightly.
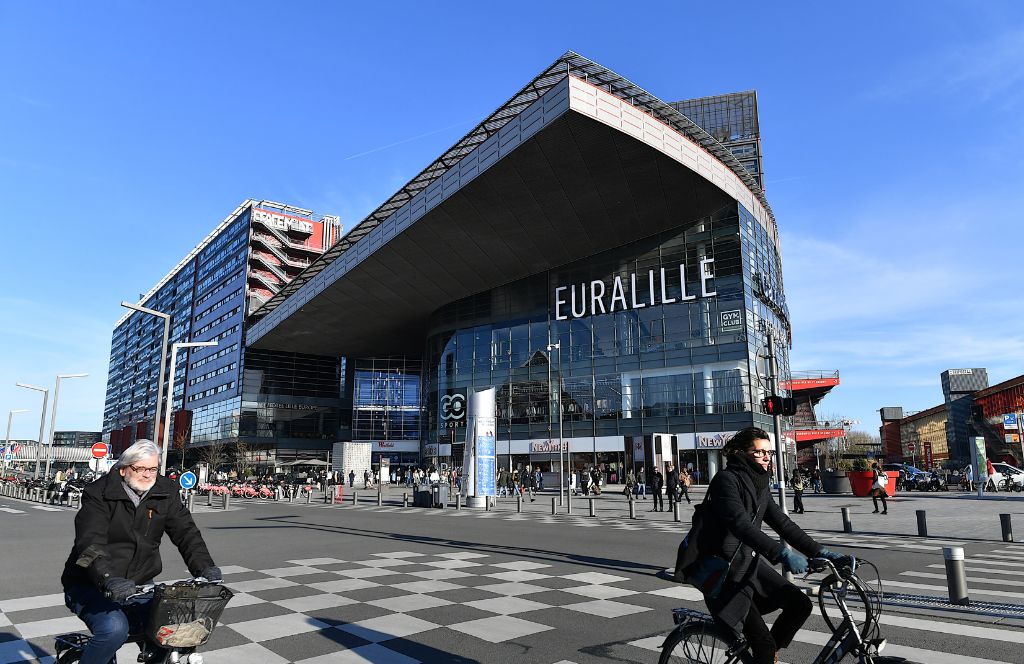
[124,474,156,494]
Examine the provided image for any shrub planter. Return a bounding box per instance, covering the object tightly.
[822,471,851,494]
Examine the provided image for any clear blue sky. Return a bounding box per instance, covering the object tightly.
[1,1,1021,440]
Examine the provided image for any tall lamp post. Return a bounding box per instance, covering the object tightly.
[546,342,564,507]
[45,374,88,479]
[3,409,29,476]
[121,302,171,443]
[161,341,217,475]
[16,382,49,479]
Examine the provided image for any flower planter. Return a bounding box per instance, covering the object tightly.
[848,471,898,497]
[821,471,851,494]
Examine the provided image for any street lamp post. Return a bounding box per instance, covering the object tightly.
[45,374,88,479]
[121,302,171,443]
[161,341,218,475]
[16,383,48,479]
[546,342,564,507]
[3,410,29,476]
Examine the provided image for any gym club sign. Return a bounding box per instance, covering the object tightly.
[553,260,716,320]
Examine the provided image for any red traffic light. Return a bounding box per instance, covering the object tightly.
[762,396,783,415]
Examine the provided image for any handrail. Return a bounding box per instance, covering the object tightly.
[788,370,840,380]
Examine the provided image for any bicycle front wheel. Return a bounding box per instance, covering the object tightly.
[659,621,753,664]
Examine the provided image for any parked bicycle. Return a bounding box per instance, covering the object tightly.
[54,578,232,664]
[659,556,912,664]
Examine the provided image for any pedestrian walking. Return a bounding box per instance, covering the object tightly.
[348,469,355,487]
[624,469,636,498]
[590,467,602,495]
[651,466,665,511]
[665,462,679,506]
[791,468,805,514]
[535,467,543,491]
[810,467,822,494]
[522,466,536,501]
[870,462,888,514]
[679,467,693,504]
[636,466,647,499]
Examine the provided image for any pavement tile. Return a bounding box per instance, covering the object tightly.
[229,612,331,642]
[336,586,409,603]
[560,572,632,584]
[294,643,421,664]
[335,614,440,643]
[334,567,399,580]
[404,569,473,581]
[447,614,553,642]
[473,581,551,596]
[461,596,552,615]
[217,601,295,624]
[288,558,349,566]
[562,599,653,618]
[262,565,325,577]
[255,627,372,662]
[366,594,452,613]
[490,561,553,571]
[274,593,360,613]
[483,570,552,582]
[309,579,381,594]
[200,641,291,664]
[390,580,463,594]
[228,577,298,593]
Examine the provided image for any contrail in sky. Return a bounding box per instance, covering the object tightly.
[343,119,476,161]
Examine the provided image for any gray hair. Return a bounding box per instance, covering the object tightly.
[117,439,162,469]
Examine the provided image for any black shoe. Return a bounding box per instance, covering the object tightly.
[882,511,888,515]
[872,509,879,513]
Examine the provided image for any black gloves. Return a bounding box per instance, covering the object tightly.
[103,577,136,602]
[199,566,222,581]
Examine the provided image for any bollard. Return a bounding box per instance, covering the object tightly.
[916,510,928,537]
[186,492,195,512]
[588,497,596,517]
[943,547,970,605]
[629,496,636,519]
[673,500,680,523]
[551,497,557,515]
[517,495,522,513]
[403,492,409,508]
[456,493,462,510]
[377,492,383,507]
[841,507,853,533]
[1000,514,1013,542]
[207,491,213,507]
[567,495,572,515]
[330,490,336,505]
[223,493,230,510]
[353,491,359,506]
[307,490,313,505]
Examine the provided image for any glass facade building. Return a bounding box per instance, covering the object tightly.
[102,200,341,456]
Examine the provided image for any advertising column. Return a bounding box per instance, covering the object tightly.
[462,388,497,508]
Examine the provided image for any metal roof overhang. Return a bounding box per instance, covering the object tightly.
[248,108,734,357]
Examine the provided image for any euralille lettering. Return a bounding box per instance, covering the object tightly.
[553,260,716,321]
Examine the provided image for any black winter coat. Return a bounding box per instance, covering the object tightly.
[697,461,821,633]
[666,469,680,489]
[61,472,215,591]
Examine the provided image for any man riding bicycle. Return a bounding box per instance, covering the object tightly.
[61,440,221,664]
[698,428,844,664]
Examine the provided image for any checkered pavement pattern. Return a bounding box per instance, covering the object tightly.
[0,550,701,664]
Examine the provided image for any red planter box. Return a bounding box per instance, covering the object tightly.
[848,470,897,497]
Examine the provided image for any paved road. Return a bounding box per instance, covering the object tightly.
[1,489,1023,663]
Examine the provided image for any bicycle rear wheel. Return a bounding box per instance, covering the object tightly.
[659,621,753,664]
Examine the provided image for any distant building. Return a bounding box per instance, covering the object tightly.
[878,368,1024,467]
[102,199,341,456]
[670,91,764,190]
[52,431,103,447]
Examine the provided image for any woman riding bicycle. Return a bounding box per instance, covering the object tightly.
[697,427,844,664]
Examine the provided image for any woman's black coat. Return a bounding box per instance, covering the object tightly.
[696,461,822,632]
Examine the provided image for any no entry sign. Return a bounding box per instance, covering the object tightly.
[91,442,110,459]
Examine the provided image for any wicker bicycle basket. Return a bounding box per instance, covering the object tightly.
[145,583,234,648]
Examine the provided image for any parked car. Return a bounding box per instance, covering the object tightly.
[883,463,928,489]
[992,462,1024,491]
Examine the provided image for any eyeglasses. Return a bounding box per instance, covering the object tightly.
[749,449,775,458]
[128,465,160,475]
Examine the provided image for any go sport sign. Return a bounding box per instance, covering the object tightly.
[553,260,717,320]
[439,389,467,430]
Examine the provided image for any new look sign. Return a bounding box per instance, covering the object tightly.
[553,260,716,321]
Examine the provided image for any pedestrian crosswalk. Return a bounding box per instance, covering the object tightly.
[0,504,71,514]
[1,546,1022,664]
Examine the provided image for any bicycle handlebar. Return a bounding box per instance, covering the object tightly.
[807,555,858,576]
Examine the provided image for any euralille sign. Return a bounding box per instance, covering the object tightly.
[553,260,717,320]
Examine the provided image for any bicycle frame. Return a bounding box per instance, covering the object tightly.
[665,558,886,664]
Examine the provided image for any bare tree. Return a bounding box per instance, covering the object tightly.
[197,441,227,475]
[174,430,190,471]
[233,440,249,478]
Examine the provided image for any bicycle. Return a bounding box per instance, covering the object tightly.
[659,556,911,664]
[54,578,233,664]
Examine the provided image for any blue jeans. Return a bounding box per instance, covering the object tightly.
[64,585,150,664]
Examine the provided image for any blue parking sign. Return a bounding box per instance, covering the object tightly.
[1004,413,1018,429]
[179,471,197,490]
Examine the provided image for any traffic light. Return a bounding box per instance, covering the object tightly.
[761,395,798,416]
